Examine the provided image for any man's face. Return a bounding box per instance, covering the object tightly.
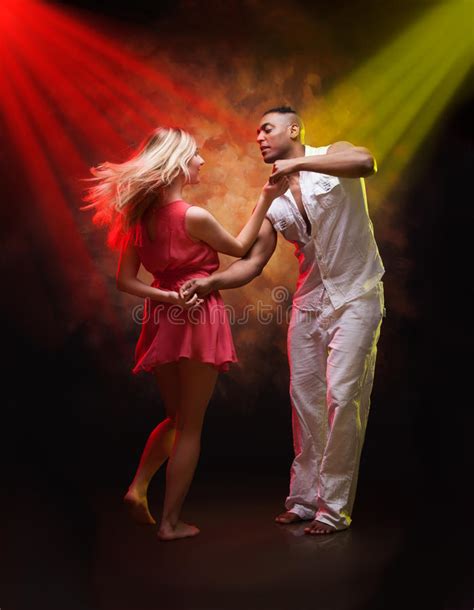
[256,112,295,163]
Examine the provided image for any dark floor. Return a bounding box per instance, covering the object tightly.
[92,474,405,610]
[3,464,468,610]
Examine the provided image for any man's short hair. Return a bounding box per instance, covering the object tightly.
[261,106,305,143]
[262,105,299,116]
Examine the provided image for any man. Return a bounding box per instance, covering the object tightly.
[181,106,385,534]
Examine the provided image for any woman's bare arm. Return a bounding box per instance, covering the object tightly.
[116,239,199,306]
[185,178,287,258]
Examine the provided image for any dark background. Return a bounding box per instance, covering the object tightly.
[1,1,472,609]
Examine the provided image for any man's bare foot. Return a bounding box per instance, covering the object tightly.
[157,520,200,541]
[275,511,308,524]
[304,519,336,535]
[123,489,156,525]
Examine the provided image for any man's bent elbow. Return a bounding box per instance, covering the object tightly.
[361,154,377,177]
[244,259,266,281]
[254,261,266,278]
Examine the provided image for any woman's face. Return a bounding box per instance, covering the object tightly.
[187,150,205,184]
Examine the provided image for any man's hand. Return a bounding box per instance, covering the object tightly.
[180,277,215,300]
[269,158,301,184]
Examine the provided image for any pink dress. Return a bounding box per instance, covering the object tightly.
[125,199,237,373]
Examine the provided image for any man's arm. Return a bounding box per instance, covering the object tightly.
[180,218,277,299]
[270,141,377,181]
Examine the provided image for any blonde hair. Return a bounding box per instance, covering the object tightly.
[81,127,197,249]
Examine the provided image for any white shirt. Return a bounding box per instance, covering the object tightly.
[266,144,385,311]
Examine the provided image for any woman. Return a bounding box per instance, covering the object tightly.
[83,126,287,540]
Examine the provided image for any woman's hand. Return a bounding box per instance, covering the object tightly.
[167,290,203,309]
[262,175,290,201]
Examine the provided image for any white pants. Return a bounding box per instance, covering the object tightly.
[286,281,384,530]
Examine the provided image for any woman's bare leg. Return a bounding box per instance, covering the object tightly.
[157,359,217,540]
[124,362,180,524]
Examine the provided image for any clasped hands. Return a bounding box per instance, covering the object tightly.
[179,277,214,303]
[168,288,204,309]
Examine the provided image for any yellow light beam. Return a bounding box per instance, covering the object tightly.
[302,0,473,203]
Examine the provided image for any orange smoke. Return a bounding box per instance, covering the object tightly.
[1,0,413,369]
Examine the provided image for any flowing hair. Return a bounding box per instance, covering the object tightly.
[81,127,197,249]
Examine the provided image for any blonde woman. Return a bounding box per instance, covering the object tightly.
[83,127,287,540]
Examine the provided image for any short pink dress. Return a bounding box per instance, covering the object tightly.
[125,199,237,373]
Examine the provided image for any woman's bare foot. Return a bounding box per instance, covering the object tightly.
[157,520,200,541]
[275,511,308,524]
[123,488,156,525]
[304,519,336,535]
